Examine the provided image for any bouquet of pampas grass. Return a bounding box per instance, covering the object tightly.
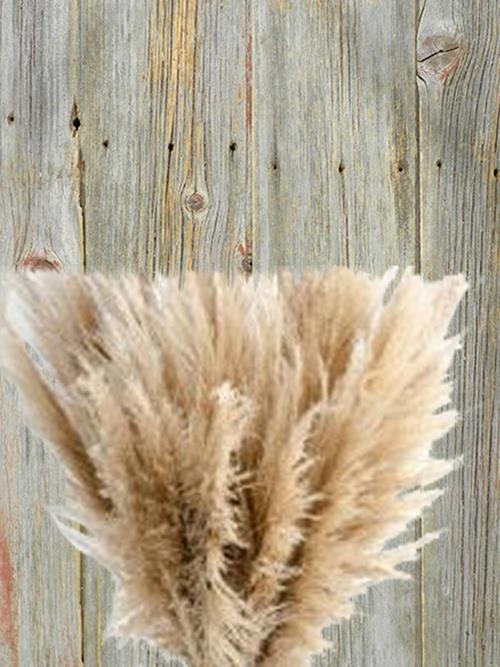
[0,267,466,667]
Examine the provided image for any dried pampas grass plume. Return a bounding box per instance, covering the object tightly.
[0,267,466,666]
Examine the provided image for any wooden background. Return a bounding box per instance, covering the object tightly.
[0,1,498,665]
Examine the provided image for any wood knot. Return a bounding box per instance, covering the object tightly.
[236,241,253,276]
[17,253,61,272]
[185,192,206,212]
[417,32,465,83]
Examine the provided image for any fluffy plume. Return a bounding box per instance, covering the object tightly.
[0,268,466,666]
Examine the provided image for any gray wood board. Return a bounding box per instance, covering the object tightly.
[253,2,422,666]
[417,1,499,666]
[0,1,83,666]
[75,1,252,665]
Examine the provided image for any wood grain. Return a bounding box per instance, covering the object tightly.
[0,1,83,665]
[253,2,423,666]
[0,1,497,665]
[72,6,164,661]
[417,1,499,665]
[74,1,253,664]
[78,0,253,279]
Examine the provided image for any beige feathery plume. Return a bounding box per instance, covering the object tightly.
[0,268,466,666]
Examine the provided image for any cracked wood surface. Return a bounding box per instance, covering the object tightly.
[0,1,497,666]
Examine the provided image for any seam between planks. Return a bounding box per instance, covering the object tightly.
[415,1,425,666]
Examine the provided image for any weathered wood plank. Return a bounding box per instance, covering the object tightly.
[74,4,170,665]
[253,1,348,274]
[71,8,162,662]
[0,1,83,665]
[78,1,252,279]
[76,1,253,664]
[417,1,499,665]
[253,2,421,666]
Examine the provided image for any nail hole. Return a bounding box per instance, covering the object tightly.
[338,163,345,173]
[436,160,442,168]
[272,162,278,171]
[242,254,253,275]
[398,165,404,173]
[7,113,14,125]
[102,139,109,149]
[70,101,81,135]
[494,168,498,178]
[168,142,174,151]
[229,142,237,151]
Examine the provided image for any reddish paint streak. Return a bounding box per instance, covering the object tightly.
[438,56,461,82]
[0,511,17,666]
[418,49,462,84]
[17,252,61,272]
[246,32,253,130]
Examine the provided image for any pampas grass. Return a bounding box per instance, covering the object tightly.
[0,267,466,666]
